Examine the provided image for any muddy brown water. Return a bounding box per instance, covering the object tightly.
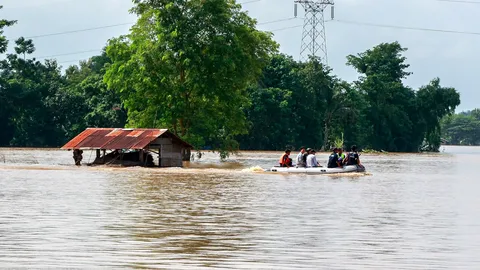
[0,146,479,269]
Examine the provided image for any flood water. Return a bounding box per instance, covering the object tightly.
[0,146,479,269]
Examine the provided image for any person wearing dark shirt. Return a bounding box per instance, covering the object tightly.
[345,145,361,166]
[327,148,340,168]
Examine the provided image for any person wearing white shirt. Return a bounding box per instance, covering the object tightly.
[306,149,321,167]
[296,146,306,167]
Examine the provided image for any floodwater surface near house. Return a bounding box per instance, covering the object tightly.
[0,146,479,269]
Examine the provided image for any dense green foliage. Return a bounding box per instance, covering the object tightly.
[239,43,460,152]
[441,109,480,146]
[0,5,126,147]
[0,2,464,154]
[104,0,277,158]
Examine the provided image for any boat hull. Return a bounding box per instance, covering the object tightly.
[267,165,365,174]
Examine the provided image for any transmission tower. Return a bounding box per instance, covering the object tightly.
[294,0,334,64]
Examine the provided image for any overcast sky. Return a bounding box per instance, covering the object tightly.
[2,0,478,111]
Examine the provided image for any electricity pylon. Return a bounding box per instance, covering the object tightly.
[294,0,334,64]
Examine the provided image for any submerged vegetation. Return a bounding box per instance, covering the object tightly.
[0,1,466,157]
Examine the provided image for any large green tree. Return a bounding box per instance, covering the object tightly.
[104,0,278,157]
[416,78,460,151]
[346,42,460,152]
[347,42,420,151]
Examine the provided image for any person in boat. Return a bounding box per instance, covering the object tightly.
[279,149,293,167]
[306,149,321,167]
[296,146,306,167]
[302,148,311,166]
[327,148,342,168]
[345,145,361,166]
[338,147,346,165]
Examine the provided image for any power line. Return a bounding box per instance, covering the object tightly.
[15,0,480,40]
[58,59,87,65]
[35,49,102,60]
[257,17,298,25]
[24,16,299,41]
[51,23,305,63]
[24,22,135,39]
[267,24,303,32]
[333,19,480,36]
[34,17,480,64]
[19,0,266,41]
[265,19,330,32]
[37,19,302,63]
[5,0,104,10]
[7,0,261,10]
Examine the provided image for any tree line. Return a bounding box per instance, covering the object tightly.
[441,109,480,146]
[0,2,462,158]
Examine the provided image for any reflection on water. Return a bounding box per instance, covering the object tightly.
[0,146,479,268]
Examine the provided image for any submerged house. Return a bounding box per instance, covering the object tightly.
[61,128,193,167]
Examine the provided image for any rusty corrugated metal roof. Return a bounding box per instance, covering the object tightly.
[61,128,193,150]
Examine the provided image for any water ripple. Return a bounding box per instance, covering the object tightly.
[0,146,479,268]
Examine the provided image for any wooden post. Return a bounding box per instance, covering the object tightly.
[102,149,106,164]
[96,149,100,159]
[159,145,162,167]
[139,149,144,165]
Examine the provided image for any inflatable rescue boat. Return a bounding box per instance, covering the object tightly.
[266,165,366,174]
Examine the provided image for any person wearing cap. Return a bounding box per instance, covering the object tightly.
[306,149,320,167]
[327,147,341,168]
[296,146,306,167]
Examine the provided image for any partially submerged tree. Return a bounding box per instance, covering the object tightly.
[104,0,278,158]
[347,42,460,152]
[347,42,417,151]
[416,78,460,151]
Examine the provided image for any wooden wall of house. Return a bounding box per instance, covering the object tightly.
[148,137,185,167]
